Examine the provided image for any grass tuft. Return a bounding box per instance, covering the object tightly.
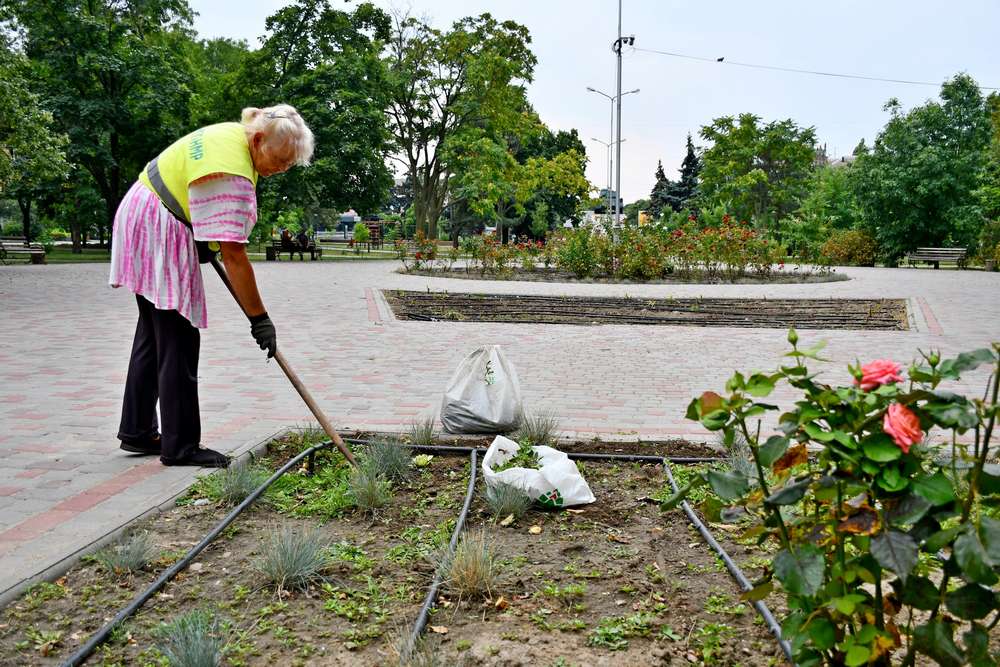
[719,431,754,478]
[514,411,560,447]
[441,529,497,599]
[253,527,331,590]
[482,482,533,520]
[94,531,158,576]
[155,608,225,667]
[364,438,413,482]
[348,461,393,513]
[194,463,272,506]
[409,417,436,447]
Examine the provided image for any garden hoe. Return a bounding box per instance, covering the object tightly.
[209,256,357,467]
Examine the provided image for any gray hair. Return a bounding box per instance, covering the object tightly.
[240,104,315,167]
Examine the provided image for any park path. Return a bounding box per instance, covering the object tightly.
[0,259,997,604]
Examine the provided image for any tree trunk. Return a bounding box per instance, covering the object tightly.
[18,196,32,244]
[70,219,83,254]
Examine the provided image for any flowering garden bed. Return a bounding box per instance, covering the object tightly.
[385,291,909,330]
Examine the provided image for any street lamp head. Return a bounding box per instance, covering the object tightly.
[586,86,596,92]
[625,88,640,95]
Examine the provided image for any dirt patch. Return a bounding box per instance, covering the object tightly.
[401,267,850,285]
[0,437,779,666]
[384,291,910,331]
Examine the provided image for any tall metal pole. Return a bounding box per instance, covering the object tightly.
[608,99,614,215]
[614,0,623,226]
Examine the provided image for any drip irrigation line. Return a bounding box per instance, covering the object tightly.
[61,441,334,667]
[662,460,795,664]
[404,449,479,657]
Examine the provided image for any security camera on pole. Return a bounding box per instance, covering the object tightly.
[613,0,636,228]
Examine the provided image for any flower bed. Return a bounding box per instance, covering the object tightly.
[0,433,780,666]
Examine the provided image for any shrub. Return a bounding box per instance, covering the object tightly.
[155,608,225,667]
[441,530,496,598]
[554,227,596,278]
[94,532,158,576]
[254,527,331,590]
[819,229,877,266]
[669,333,1000,666]
[353,222,370,248]
[978,220,1000,261]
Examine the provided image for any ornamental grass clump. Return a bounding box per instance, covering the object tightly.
[514,411,560,447]
[482,482,534,520]
[348,460,393,514]
[155,608,225,667]
[196,462,272,506]
[364,437,412,482]
[408,417,436,447]
[254,527,332,591]
[666,330,1000,666]
[94,531,159,577]
[441,529,497,599]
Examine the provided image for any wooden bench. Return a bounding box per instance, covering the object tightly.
[266,238,323,261]
[905,247,967,269]
[0,240,46,265]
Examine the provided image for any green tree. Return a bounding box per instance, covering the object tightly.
[245,0,394,223]
[0,47,70,242]
[799,164,859,231]
[665,133,701,213]
[648,160,670,219]
[6,0,195,244]
[853,74,992,260]
[974,92,1000,225]
[623,198,650,225]
[386,12,537,238]
[698,113,817,233]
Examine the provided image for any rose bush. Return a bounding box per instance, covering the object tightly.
[668,334,1000,666]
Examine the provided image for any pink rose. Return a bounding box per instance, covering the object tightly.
[883,403,922,454]
[856,359,904,391]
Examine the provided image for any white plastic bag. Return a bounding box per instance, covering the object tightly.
[482,435,595,508]
[440,345,523,434]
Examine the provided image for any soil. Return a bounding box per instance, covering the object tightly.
[384,291,910,331]
[0,435,782,667]
[401,267,850,286]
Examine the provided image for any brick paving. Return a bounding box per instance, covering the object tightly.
[0,259,997,603]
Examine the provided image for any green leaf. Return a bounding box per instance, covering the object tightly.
[961,624,996,667]
[980,516,1000,562]
[894,575,939,610]
[746,373,776,397]
[954,529,999,585]
[805,617,835,651]
[854,624,878,645]
[861,434,903,462]
[803,422,836,442]
[912,471,956,505]
[886,494,932,526]
[944,583,995,620]
[706,469,750,502]
[765,477,811,506]
[982,465,1000,496]
[925,526,962,552]
[923,400,979,430]
[700,409,729,431]
[870,530,918,583]
[758,436,790,468]
[725,372,745,392]
[831,593,866,615]
[773,545,825,597]
[913,620,964,667]
[739,580,773,602]
[660,475,707,511]
[684,397,700,421]
[937,348,996,379]
[877,465,909,493]
[844,644,870,667]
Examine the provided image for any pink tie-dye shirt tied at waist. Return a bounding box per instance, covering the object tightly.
[108,174,257,328]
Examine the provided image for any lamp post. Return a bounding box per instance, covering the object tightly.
[586,86,638,223]
[590,137,626,220]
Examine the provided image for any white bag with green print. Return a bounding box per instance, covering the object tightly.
[482,435,596,508]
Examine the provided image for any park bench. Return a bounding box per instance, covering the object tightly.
[904,247,967,269]
[0,239,46,265]
[266,238,323,261]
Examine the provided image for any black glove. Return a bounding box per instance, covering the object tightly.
[249,313,277,359]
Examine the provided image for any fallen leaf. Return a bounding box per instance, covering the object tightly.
[607,533,630,544]
[772,443,808,474]
[494,596,509,610]
[499,514,515,527]
[429,625,448,634]
[528,525,542,535]
[566,509,585,514]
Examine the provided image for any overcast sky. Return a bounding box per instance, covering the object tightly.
[188,0,1000,204]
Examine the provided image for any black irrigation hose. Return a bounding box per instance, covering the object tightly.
[61,441,334,667]
[403,449,479,657]
[662,461,795,665]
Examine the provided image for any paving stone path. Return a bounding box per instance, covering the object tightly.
[0,259,997,603]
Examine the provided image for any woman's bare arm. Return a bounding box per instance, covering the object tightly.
[219,242,266,318]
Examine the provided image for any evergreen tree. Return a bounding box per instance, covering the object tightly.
[668,133,701,211]
[648,160,672,218]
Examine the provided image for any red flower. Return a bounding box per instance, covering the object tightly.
[722,214,731,223]
[856,359,904,391]
[883,403,922,453]
[415,251,423,260]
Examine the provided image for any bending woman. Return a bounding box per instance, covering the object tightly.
[109,105,314,467]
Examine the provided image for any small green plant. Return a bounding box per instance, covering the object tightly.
[21,582,66,610]
[514,411,560,447]
[409,417,436,447]
[94,531,158,576]
[693,622,736,664]
[482,482,533,520]
[539,582,587,607]
[193,463,272,506]
[25,628,62,656]
[253,527,331,590]
[493,441,541,472]
[364,438,412,482]
[441,529,496,599]
[348,461,393,514]
[155,608,225,667]
[587,612,655,650]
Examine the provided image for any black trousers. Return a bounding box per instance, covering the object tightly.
[118,295,201,462]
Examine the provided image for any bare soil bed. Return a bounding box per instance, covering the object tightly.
[385,291,910,331]
[401,267,850,285]
[0,434,784,667]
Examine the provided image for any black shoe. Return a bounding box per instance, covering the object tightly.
[120,434,162,455]
[161,447,230,468]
